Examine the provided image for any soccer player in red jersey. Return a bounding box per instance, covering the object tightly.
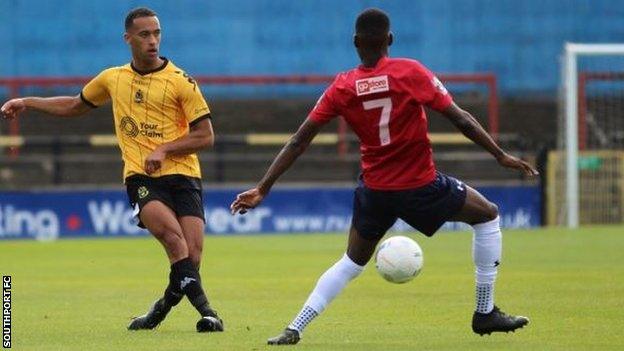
[231,8,537,345]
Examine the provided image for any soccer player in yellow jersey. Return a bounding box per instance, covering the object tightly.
[1,7,223,333]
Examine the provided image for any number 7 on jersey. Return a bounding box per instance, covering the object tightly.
[363,97,393,146]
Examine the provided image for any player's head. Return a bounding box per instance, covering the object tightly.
[354,8,393,59]
[124,7,161,63]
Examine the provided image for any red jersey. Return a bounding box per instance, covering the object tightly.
[309,57,453,190]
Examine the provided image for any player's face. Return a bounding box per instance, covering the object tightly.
[125,16,161,62]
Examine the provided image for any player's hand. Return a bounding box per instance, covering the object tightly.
[496,153,539,176]
[1,98,26,120]
[144,147,167,175]
[230,188,265,215]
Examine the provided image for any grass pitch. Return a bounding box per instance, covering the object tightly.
[1,226,623,350]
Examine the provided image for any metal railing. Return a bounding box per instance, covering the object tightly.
[0,73,499,156]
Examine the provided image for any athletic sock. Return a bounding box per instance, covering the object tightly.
[471,216,501,314]
[163,269,184,308]
[288,306,318,333]
[171,257,215,317]
[475,283,494,314]
[287,254,364,333]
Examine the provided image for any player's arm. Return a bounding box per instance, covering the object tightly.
[230,117,323,214]
[2,69,112,120]
[144,117,214,175]
[441,102,538,176]
[1,95,92,120]
[145,72,214,174]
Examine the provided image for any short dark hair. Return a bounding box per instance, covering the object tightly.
[125,7,157,30]
[355,8,390,37]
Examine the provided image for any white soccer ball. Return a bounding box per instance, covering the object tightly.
[375,236,424,284]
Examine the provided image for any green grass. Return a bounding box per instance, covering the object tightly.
[1,226,623,350]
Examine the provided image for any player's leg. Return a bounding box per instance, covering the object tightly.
[449,185,529,335]
[292,227,377,328]
[173,180,206,268]
[178,215,224,332]
[143,201,190,262]
[128,200,189,330]
[268,226,376,345]
[179,215,203,268]
[450,186,500,315]
[268,185,394,345]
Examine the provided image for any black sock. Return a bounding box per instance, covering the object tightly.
[171,257,215,317]
[163,268,184,308]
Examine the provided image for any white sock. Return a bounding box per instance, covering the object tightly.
[288,254,364,333]
[471,216,501,314]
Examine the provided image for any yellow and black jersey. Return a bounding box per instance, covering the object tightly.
[80,58,210,181]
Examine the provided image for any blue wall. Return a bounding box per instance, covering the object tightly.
[0,0,622,95]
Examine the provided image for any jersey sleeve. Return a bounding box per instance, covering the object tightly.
[80,69,112,108]
[177,73,211,126]
[410,62,453,112]
[308,82,340,124]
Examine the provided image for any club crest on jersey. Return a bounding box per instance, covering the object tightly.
[134,89,144,103]
[356,75,389,96]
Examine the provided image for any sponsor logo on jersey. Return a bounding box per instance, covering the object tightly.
[175,70,198,91]
[120,116,140,137]
[119,117,163,138]
[132,78,149,86]
[356,75,389,96]
[139,122,163,138]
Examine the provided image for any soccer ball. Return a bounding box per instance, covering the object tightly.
[375,236,424,284]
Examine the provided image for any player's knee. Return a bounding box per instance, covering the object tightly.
[484,202,499,221]
[155,227,187,254]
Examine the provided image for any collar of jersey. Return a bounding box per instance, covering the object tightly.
[358,56,389,72]
[131,57,169,76]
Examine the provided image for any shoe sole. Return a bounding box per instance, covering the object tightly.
[475,319,530,336]
[127,317,160,331]
[267,339,299,345]
[267,330,300,345]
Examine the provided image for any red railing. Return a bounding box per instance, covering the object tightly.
[1,73,498,155]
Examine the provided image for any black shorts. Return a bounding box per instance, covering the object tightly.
[125,174,205,228]
[352,172,467,240]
